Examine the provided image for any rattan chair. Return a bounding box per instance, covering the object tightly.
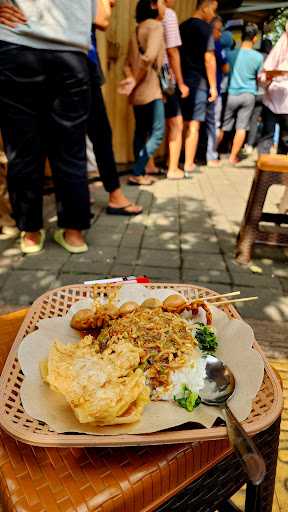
[236,154,288,265]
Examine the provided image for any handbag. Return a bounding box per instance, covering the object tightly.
[135,28,176,97]
[158,62,176,97]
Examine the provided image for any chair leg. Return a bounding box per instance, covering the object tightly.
[245,418,280,512]
[235,171,270,265]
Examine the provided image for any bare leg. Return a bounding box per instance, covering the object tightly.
[184,120,200,172]
[167,115,184,179]
[230,129,246,163]
[146,156,157,174]
[217,129,224,148]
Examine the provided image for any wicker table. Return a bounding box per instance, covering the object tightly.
[0,309,281,512]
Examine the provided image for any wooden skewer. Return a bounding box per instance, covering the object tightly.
[203,291,241,302]
[209,296,258,306]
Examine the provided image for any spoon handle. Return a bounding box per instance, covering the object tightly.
[223,404,266,486]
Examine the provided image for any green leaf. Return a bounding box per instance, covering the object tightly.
[174,388,200,412]
[195,324,218,354]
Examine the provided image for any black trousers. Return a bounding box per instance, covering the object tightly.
[87,60,120,193]
[0,42,91,232]
[258,105,288,155]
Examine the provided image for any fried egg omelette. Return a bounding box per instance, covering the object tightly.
[40,335,149,425]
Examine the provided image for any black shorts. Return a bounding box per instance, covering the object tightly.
[164,90,182,119]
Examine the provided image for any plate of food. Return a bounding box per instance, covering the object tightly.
[0,283,283,447]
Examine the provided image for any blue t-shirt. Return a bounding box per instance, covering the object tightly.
[215,40,227,94]
[228,48,263,96]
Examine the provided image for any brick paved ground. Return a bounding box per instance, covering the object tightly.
[0,164,287,323]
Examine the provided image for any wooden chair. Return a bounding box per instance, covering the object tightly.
[236,154,288,265]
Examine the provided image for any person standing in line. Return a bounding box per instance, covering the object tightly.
[160,0,189,180]
[258,23,288,155]
[87,0,143,215]
[244,38,273,155]
[205,15,229,167]
[179,0,218,178]
[219,23,264,166]
[0,0,96,254]
[119,0,165,186]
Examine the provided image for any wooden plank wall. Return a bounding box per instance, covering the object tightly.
[97,0,197,163]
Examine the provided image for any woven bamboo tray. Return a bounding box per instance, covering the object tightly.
[0,283,283,448]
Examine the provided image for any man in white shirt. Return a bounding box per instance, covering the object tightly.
[0,1,97,254]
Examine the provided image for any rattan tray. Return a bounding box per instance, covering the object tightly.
[0,283,283,447]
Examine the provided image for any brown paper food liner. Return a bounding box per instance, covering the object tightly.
[18,285,264,435]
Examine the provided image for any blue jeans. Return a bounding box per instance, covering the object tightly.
[206,99,218,162]
[133,99,165,176]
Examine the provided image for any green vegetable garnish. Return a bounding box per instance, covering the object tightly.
[174,385,201,412]
[195,323,218,354]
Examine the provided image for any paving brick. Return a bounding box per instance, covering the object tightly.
[183,253,226,270]
[87,227,123,247]
[1,270,57,305]
[62,259,112,274]
[142,232,180,251]
[138,249,181,268]
[134,266,180,282]
[181,233,221,254]
[116,247,139,264]
[13,243,69,271]
[182,269,231,285]
[230,271,282,290]
[52,273,104,288]
[180,221,215,234]
[231,285,288,321]
[109,263,135,276]
[94,215,130,227]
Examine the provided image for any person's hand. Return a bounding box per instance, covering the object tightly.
[118,77,136,96]
[179,83,189,98]
[208,87,218,103]
[0,3,27,28]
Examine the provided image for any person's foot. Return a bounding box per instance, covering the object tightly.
[207,160,222,168]
[167,169,184,180]
[184,164,200,178]
[64,229,86,247]
[20,230,46,254]
[53,229,88,253]
[108,189,143,214]
[128,175,155,186]
[22,231,42,247]
[107,203,143,215]
[244,144,253,156]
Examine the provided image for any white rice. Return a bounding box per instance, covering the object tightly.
[155,355,206,401]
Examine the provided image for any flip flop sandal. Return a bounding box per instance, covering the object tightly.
[106,204,143,216]
[20,229,46,255]
[128,177,154,186]
[53,228,88,254]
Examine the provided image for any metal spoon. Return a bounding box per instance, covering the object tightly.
[198,355,266,486]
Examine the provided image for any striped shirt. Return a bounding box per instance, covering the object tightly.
[162,7,182,66]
